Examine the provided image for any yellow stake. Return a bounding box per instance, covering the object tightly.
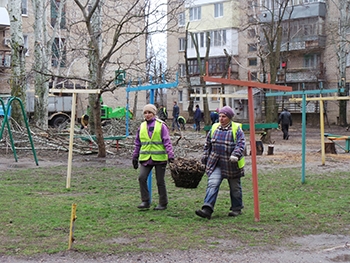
[68,203,77,250]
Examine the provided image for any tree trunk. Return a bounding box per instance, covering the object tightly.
[33,0,49,130]
[88,0,106,157]
[185,24,194,121]
[8,0,26,126]
[337,0,349,127]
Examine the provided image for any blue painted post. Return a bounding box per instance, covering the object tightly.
[301,91,306,184]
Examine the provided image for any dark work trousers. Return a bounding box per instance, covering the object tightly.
[281,124,290,140]
[138,163,168,206]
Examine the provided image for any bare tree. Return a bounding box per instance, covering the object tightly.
[8,0,26,126]
[72,0,182,157]
[333,0,350,127]
[250,0,291,143]
[189,31,211,127]
[32,0,65,130]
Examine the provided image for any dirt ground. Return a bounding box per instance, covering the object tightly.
[1,124,350,262]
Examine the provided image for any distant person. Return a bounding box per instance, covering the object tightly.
[194,104,202,132]
[132,104,175,210]
[80,114,89,129]
[177,116,186,131]
[278,108,292,140]
[210,108,219,125]
[158,105,168,122]
[172,101,180,132]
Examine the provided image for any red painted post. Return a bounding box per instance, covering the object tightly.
[247,86,260,221]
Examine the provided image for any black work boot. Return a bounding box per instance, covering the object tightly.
[228,210,242,217]
[137,202,150,209]
[195,207,212,219]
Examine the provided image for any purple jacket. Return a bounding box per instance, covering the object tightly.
[132,118,174,166]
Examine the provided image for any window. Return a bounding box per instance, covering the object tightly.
[200,32,205,48]
[178,12,185,27]
[210,30,226,47]
[248,58,258,66]
[188,59,204,75]
[248,43,257,52]
[303,54,320,68]
[208,57,227,74]
[179,38,186,51]
[189,6,201,21]
[194,88,200,101]
[214,3,223,18]
[347,53,350,67]
[52,38,66,67]
[178,90,183,103]
[23,35,29,56]
[179,64,186,77]
[186,57,230,76]
[211,87,220,101]
[22,0,28,15]
[51,0,66,29]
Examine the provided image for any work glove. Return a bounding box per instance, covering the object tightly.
[168,158,174,163]
[201,156,208,165]
[132,159,139,169]
[229,155,239,163]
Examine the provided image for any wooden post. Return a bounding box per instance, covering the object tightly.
[50,88,101,189]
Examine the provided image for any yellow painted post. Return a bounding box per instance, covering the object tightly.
[68,203,77,250]
[319,98,325,165]
[49,87,100,189]
[67,92,77,188]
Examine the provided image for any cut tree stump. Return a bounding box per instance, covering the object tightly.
[250,141,264,155]
[267,145,274,155]
[325,142,337,154]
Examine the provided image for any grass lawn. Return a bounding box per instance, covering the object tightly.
[1,164,349,256]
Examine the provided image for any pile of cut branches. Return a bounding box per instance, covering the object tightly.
[169,157,205,188]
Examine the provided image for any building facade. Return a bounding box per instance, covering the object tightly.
[0,0,150,121]
[167,0,350,126]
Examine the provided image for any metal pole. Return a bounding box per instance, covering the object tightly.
[301,93,306,183]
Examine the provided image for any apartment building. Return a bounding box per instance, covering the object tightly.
[0,0,148,119]
[167,0,350,125]
[167,0,259,121]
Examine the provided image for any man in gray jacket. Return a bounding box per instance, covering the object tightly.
[278,108,292,140]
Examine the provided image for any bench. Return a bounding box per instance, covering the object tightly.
[324,133,350,153]
[78,135,127,150]
[241,123,279,131]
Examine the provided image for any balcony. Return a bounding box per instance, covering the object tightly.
[259,2,326,22]
[276,65,325,83]
[281,35,326,52]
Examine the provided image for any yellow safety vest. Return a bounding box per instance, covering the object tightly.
[211,122,245,169]
[139,120,167,161]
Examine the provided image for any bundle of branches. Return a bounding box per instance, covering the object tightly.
[169,157,205,188]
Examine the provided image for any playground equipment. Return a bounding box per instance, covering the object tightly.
[202,62,292,222]
[268,83,346,183]
[0,97,38,165]
[324,133,350,153]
